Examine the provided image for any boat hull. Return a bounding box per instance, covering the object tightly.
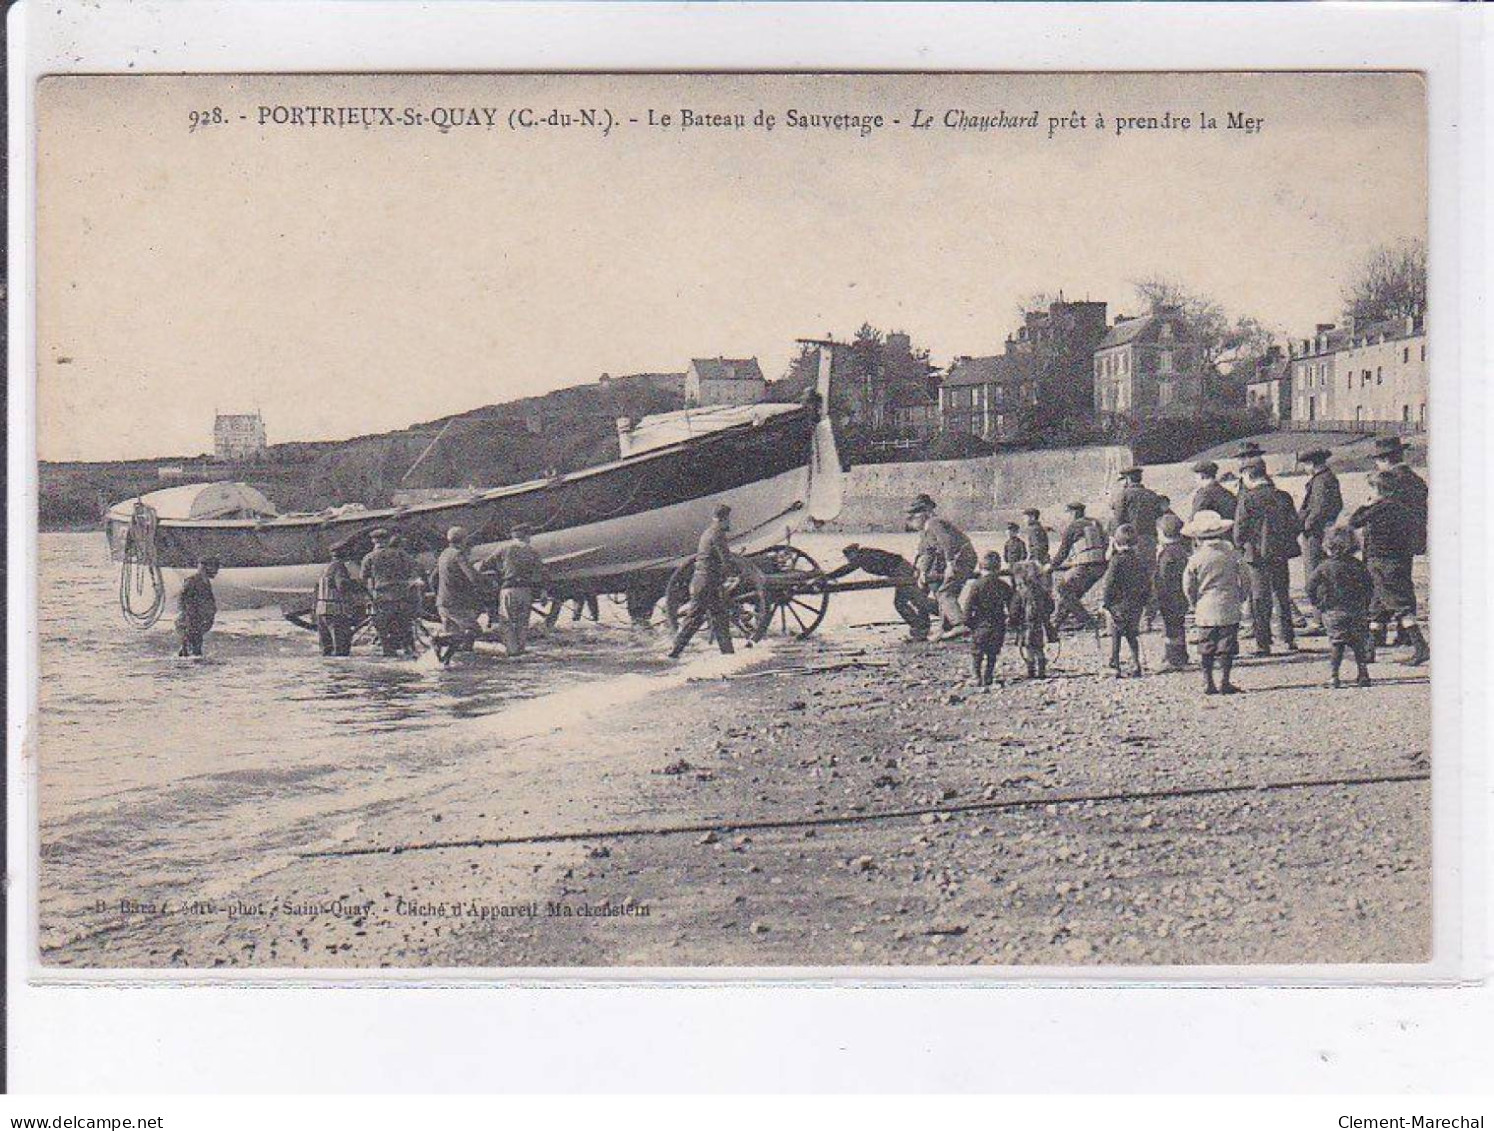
[108,405,827,615]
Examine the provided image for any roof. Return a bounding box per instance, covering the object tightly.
[941,353,1034,389]
[689,357,765,383]
[1097,310,1189,351]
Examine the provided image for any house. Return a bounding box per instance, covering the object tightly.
[939,353,1037,441]
[1287,324,1348,425]
[213,411,267,461]
[685,357,767,407]
[887,383,939,438]
[1242,345,1292,422]
[1092,307,1203,420]
[1332,314,1427,429]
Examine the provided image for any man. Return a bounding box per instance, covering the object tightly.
[1190,460,1237,519]
[824,543,931,641]
[314,542,363,657]
[1350,471,1429,665]
[1297,448,1344,607]
[908,494,978,640]
[1233,459,1302,655]
[1111,466,1165,624]
[434,526,491,659]
[1002,522,1029,568]
[361,528,421,656]
[1050,501,1108,631]
[497,524,548,656]
[176,556,220,657]
[387,533,426,654]
[1021,508,1051,565]
[1371,435,1428,553]
[669,504,736,658]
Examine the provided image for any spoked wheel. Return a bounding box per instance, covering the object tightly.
[751,544,829,640]
[664,554,770,648]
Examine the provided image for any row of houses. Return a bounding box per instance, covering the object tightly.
[1245,313,1427,431]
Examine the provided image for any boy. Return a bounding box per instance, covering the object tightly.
[1305,526,1374,688]
[1008,559,1055,680]
[1002,522,1028,568]
[1100,524,1148,678]
[963,550,1013,688]
[1349,471,1429,665]
[1181,510,1247,695]
[1153,513,1191,670]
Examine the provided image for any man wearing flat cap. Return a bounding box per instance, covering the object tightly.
[1051,501,1108,631]
[434,525,492,660]
[1020,507,1051,565]
[361,527,421,656]
[495,524,548,656]
[907,495,978,640]
[1191,460,1237,520]
[1111,466,1165,617]
[1297,449,1343,589]
[670,504,738,658]
[1233,459,1302,655]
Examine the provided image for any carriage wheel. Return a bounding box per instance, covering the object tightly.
[664,554,770,646]
[751,544,830,640]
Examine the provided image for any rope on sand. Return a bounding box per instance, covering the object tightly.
[298,768,1430,860]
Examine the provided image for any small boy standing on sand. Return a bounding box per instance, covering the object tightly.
[1100,524,1148,678]
[963,549,1014,688]
[1153,513,1192,670]
[1008,559,1056,680]
[1181,509,1246,696]
[1002,522,1028,567]
[1305,525,1375,688]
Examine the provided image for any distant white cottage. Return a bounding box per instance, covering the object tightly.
[214,411,267,461]
[685,357,766,407]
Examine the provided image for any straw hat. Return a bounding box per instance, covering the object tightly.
[1181,510,1234,539]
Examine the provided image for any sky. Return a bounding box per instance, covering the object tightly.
[37,72,1426,462]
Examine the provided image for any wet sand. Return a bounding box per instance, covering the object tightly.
[38,533,1431,970]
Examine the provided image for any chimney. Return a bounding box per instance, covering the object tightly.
[1315,323,1335,334]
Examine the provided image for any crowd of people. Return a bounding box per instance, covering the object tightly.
[805,434,1429,695]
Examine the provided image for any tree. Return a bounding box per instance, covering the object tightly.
[1341,238,1426,326]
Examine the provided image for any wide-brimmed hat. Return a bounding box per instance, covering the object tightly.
[906,493,937,515]
[1118,466,1142,480]
[1181,509,1234,539]
[1373,435,1410,457]
[1298,448,1332,465]
[1192,460,1219,476]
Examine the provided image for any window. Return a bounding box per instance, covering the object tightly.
[1158,351,1174,374]
[1420,344,1426,361]
[1376,367,1383,385]
[1402,405,1411,423]
[1403,347,1410,363]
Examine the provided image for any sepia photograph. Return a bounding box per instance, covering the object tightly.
[32,70,1433,972]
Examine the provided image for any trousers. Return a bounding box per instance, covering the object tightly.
[1245,556,1295,649]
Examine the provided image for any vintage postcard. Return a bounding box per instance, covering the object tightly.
[33,71,1435,973]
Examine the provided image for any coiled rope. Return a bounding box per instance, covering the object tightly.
[119,501,166,629]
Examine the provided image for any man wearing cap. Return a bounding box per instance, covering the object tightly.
[434,525,491,659]
[496,524,548,657]
[822,543,930,641]
[1020,508,1051,565]
[669,504,737,658]
[176,556,220,657]
[1350,471,1429,665]
[1233,459,1302,655]
[361,528,421,656]
[1050,501,1108,631]
[1371,436,1428,554]
[314,541,364,657]
[1002,522,1029,569]
[1190,461,1237,520]
[908,495,978,640]
[1111,466,1165,625]
[1297,449,1343,596]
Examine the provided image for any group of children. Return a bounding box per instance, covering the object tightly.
[949,497,1391,696]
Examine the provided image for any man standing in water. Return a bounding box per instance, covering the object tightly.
[176,556,220,657]
[314,542,362,657]
[669,504,736,658]
[434,526,491,662]
[497,524,548,657]
[361,528,420,656]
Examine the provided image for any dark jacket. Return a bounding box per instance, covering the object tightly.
[1022,521,1051,563]
[1306,555,1374,616]
[1190,480,1237,520]
[1234,480,1303,562]
[828,547,915,582]
[1378,463,1428,553]
[964,573,1013,632]
[177,572,217,632]
[1349,497,1419,560]
[1101,548,1151,613]
[1008,582,1055,643]
[694,519,733,584]
[1052,516,1107,568]
[436,545,488,611]
[498,542,547,588]
[1153,540,1190,612]
[1299,467,1344,536]
[1112,483,1165,539]
[361,546,420,601]
[1003,536,1028,566]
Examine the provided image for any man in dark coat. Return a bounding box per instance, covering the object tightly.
[1100,524,1149,678]
[1297,449,1344,580]
[176,556,220,657]
[1021,508,1051,565]
[1371,436,1428,554]
[824,543,930,641]
[1002,522,1028,568]
[669,504,737,658]
[1350,472,1429,665]
[1190,460,1237,519]
[362,528,421,656]
[1233,459,1302,655]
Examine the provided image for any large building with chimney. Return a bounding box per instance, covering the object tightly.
[1286,314,1426,429]
[1092,307,1204,421]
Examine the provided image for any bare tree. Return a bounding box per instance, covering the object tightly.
[1341,238,1427,326]
[1130,276,1274,375]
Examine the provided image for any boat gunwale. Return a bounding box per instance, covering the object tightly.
[105,404,815,532]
